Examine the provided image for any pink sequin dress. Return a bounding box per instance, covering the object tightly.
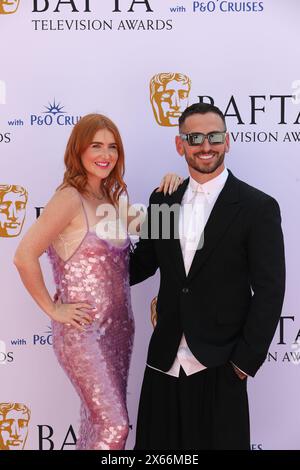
[47,196,134,450]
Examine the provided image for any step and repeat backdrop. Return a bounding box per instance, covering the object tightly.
[1,0,299,450]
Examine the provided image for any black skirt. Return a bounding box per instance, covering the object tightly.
[134,363,250,450]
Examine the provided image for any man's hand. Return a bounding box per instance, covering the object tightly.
[150,296,158,328]
[232,363,248,380]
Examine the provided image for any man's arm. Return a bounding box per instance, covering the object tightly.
[129,191,159,286]
[231,197,286,377]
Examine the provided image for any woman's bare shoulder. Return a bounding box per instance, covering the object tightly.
[42,186,82,220]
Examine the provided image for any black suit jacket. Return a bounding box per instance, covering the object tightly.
[129,171,285,377]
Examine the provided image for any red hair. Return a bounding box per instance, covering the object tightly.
[58,113,127,205]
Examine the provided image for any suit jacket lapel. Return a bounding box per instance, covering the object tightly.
[187,171,241,282]
[164,178,189,282]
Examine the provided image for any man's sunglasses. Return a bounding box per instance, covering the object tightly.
[180,131,227,146]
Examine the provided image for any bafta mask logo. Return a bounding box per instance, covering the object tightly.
[0,80,6,105]
[0,185,28,238]
[0,403,31,450]
[150,73,191,127]
[0,0,20,14]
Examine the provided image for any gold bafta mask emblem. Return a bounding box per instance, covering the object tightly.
[0,0,20,14]
[0,403,31,450]
[150,73,191,127]
[0,185,28,238]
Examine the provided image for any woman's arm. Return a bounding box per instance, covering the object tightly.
[127,173,184,235]
[14,187,93,329]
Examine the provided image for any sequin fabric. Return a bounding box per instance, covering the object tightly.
[47,226,134,450]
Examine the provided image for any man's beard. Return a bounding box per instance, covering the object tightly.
[186,151,225,174]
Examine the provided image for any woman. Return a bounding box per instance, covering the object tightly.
[14,114,182,450]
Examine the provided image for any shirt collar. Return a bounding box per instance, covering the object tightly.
[186,167,229,203]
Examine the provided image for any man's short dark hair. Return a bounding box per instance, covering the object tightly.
[179,103,227,131]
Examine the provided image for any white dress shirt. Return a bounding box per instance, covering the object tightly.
[147,168,229,377]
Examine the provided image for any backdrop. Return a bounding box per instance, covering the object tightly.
[1,0,299,450]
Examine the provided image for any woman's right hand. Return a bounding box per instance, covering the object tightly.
[51,302,94,331]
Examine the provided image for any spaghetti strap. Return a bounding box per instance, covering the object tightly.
[77,192,89,232]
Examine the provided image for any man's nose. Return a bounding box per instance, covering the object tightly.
[199,137,212,152]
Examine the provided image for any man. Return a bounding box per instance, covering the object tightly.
[130,103,285,450]
[0,185,28,238]
[0,403,31,450]
[150,73,191,127]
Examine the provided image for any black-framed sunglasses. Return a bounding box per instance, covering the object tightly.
[180,131,227,146]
